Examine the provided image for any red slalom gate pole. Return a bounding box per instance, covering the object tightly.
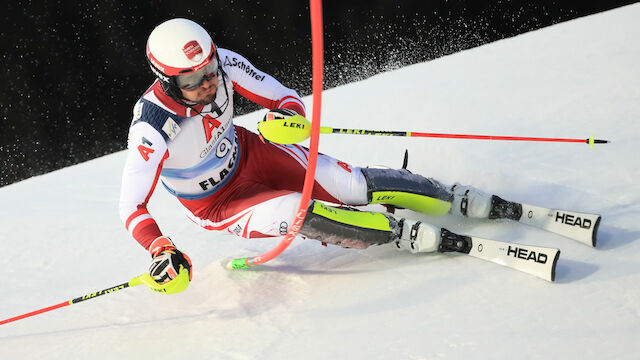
[225,0,324,270]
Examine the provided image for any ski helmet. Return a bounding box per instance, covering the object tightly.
[146,18,219,101]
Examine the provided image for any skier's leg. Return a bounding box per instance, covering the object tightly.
[360,168,520,221]
[234,125,368,205]
[181,186,440,253]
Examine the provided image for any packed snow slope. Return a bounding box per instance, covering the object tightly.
[1,4,639,359]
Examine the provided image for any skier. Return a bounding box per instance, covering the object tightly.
[119,18,519,293]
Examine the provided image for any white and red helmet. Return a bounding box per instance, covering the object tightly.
[146,18,219,99]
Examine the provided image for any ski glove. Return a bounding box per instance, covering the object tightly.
[257,108,312,144]
[146,236,192,294]
[264,108,298,120]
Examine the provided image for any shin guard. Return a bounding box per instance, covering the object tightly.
[300,201,399,249]
[361,168,453,216]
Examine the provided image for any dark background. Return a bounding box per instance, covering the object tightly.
[1,0,636,187]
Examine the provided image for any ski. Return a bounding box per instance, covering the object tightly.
[439,228,560,282]
[490,196,601,247]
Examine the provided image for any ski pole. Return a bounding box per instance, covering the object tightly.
[0,273,152,326]
[257,117,610,147]
[322,127,609,147]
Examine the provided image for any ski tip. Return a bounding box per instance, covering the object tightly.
[592,216,602,248]
[550,249,561,282]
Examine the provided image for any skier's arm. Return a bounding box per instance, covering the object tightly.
[220,48,306,116]
[119,121,169,250]
[119,125,193,293]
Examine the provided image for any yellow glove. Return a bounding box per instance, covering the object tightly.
[144,236,192,294]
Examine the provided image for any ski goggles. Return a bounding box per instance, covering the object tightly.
[175,58,219,91]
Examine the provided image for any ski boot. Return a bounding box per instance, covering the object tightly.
[392,218,441,254]
[450,184,523,221]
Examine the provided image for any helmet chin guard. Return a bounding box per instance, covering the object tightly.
[145,18,218,102]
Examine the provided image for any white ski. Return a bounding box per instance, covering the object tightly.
[489,196,601,247]
[516,203,601,247]
[439,229,560,282]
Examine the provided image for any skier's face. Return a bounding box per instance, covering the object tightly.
[180,74,218,105]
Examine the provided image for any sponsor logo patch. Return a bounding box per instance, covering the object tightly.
[223,56,266,81]
[148,59,170,81]
[162,117,181,140]
[337,161,352,173]
[183,40,203,62]
[202,115,222,143]
[138,137,154,161]
[279,222,288,235]
[197,142,238,191]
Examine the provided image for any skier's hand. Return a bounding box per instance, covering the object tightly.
[145,236,192,294]
[257,108,311,144]
[264,108,299,120]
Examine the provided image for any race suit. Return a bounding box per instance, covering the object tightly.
[119,48,369,250]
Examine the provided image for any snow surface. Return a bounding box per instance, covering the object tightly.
[2,4,640,359]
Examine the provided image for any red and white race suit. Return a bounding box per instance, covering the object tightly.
[119,48,368,250]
